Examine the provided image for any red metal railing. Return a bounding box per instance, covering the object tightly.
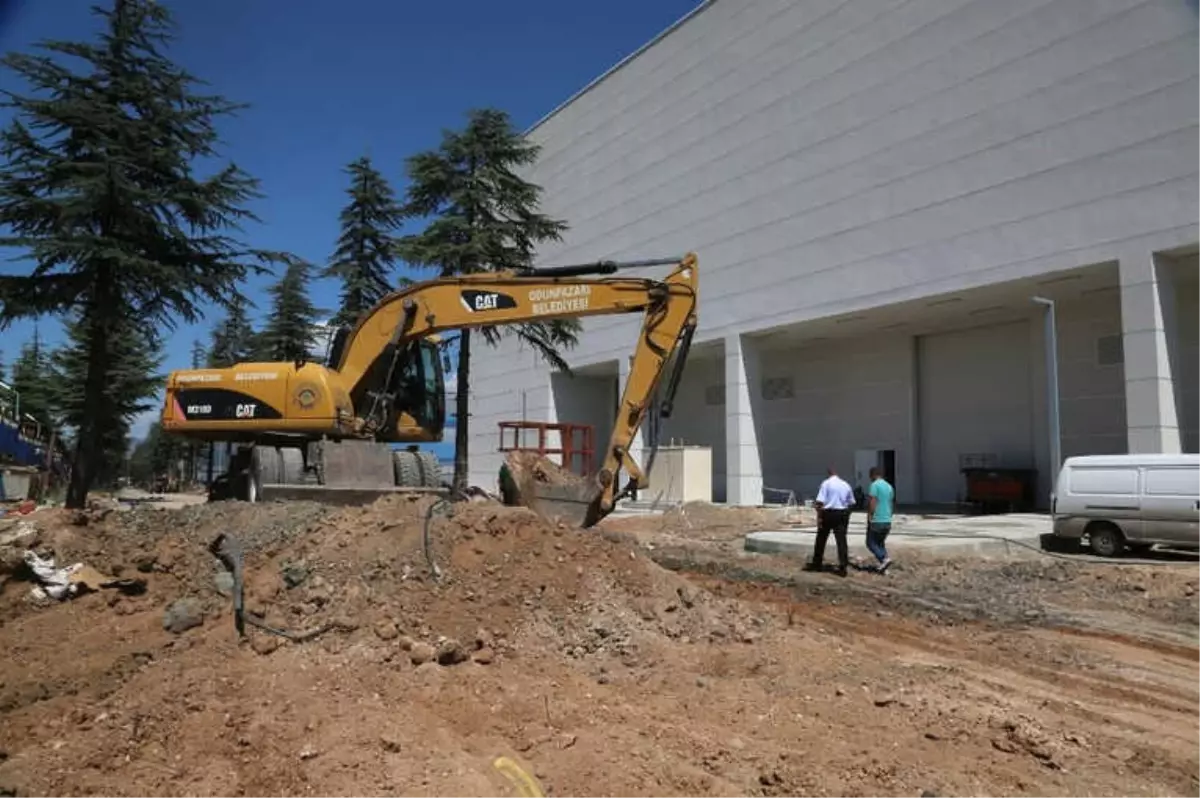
[497,420,595,477]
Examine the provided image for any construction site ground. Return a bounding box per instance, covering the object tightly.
[0,495,1196,797]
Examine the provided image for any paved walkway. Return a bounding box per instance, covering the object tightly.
[746,512,1050,559]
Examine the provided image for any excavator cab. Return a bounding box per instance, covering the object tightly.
[389,338,447,441]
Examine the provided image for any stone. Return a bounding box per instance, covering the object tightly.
[409,642,436,666]
[373,620,399,641]
[380,734,402,753]
[436,638,468,666]
[251,635,281,656]
[214,571,236,597]
[397,635,416,651]
[281,562,310,589]
[162,598,204,634]
[472,648,495,665]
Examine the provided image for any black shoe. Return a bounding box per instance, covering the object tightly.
[834,566,847,578]
[803,562,822,573]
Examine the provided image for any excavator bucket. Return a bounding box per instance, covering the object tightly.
[501,451,607,528]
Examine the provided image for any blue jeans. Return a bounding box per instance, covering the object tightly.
[866,521,891,563]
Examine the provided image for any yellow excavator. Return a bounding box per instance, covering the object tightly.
[160,253,699,527]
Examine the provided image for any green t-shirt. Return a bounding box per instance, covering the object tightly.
[868,478,894,524]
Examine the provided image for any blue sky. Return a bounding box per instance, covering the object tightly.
[0,0,701,458]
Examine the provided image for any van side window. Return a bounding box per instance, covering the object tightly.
[1070,468,1136,494]
[1143,467,1198,497]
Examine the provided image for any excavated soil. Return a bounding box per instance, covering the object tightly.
[0,497,1196,797]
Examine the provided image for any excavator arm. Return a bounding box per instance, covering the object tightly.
[341,253,699,525]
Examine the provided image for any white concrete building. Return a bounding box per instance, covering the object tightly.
[468,0,1199,509]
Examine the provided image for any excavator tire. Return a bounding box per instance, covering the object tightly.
[415,450,443,488]
[393,450,423,488]
[280,447,308,484]
[256,447,284,486]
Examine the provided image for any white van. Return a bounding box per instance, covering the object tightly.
[1050,454,1200,556]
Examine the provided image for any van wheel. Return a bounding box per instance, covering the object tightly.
[1087,522,1124,558]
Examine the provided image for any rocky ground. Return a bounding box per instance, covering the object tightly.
[0,494,1195,797]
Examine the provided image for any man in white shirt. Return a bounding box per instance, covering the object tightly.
[805,466,855,577]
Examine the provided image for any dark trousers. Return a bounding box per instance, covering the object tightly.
[812,508,850,571]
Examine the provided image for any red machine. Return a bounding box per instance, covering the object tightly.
[497,420,595,477]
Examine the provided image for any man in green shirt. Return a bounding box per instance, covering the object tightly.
[865,467,895,573]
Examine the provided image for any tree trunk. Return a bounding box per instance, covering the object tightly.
[452,329,471,496]
[65,311,110,510]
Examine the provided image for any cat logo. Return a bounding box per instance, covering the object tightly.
[235,403,257,419]
[460,289,517,313]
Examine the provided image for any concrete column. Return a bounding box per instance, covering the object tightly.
[617,355,645,471]
[1119,252,1182,453]
[724,333,763,506]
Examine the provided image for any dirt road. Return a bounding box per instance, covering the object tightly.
[0,498,1194,796]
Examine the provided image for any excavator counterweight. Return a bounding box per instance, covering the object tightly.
[160,253,699,527]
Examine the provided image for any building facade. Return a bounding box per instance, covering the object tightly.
[468,0,1199,508]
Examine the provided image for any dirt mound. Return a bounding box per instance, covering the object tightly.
[0,495,754,796]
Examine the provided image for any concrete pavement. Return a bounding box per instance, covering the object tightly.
[745,512,1050,559]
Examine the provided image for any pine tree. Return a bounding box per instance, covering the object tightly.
[325,156,406,328]
[11,329,54,429]
[190,339,207,370]
[127,420,186,488]
[206,295,258,367]
[259,257,321,363]
[397,108,579,494]
[49,306,162,483]
[0,0,283,508]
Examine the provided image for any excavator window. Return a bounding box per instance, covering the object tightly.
[387,340,445,437]
[418,340,445,435]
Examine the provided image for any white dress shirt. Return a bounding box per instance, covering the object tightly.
[816,475,855,510]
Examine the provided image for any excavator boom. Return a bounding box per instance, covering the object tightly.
[161,253,699,526]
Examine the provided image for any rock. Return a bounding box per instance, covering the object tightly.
[873,695,895,707]
[1110,746,1135,763]
[0,521,39,549]
[298,748,319,760]
[695,676,710,688]
[251,635,281,656]
[214,571,236,597]
[1184,584,1195,597]
[409,642,436,666]
[472,648,495,665]
[380,734,402,753]
[281,562,310,589]
[991,737,1018,754]
[162,598,204,634]
[0,522,39,575]
[373,620,399,641]
[921,790,939,797]
[436,638,468,666]
[834,687,845,697]
[474,627,493,650]
[397,635,416,651]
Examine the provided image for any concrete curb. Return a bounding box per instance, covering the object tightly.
[744,530,1035,558]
